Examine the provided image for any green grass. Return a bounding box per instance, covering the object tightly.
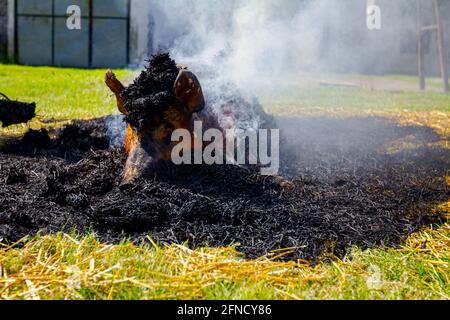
[0,64,132,135]
[0,223,448,300]
[0,64,449,300]
[259,84,450,137]
[261,85,450,114]
[375,74,445,90]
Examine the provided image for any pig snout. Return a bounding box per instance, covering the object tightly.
[122,128,165,185]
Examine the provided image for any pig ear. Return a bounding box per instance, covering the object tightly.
[105,69,128,115]
[174,70,205,113]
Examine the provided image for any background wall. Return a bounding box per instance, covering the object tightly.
[138,0,450,78]
[3,0,450,78]
[10,0,130,68]
[324,0,450,76]
[0,0,7,61]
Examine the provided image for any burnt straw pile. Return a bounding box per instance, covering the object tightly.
[0,93,36,128]
[0,116,449,260]
[121,53,180,129]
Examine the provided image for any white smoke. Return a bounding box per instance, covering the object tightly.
[105,115,126,147]
[143,0,337,91]
[133,0,435,85]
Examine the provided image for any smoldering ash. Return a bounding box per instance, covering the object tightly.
[171,121,280,176]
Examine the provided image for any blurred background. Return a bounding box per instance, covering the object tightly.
[0,0,449,79]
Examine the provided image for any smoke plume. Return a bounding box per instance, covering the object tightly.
[137,0,436,91]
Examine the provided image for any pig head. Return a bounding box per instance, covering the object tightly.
[105,66,205,184]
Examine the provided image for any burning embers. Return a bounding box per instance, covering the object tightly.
[106,53,280,183]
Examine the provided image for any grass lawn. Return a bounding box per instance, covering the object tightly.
[0,64,449,300]
[0,64,132,138]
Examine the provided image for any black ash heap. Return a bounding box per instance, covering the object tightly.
[121,53,180,129]
[0,116,448,261]
[0,93,36,128]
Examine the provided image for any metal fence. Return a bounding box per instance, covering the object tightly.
[15,0,130,67]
